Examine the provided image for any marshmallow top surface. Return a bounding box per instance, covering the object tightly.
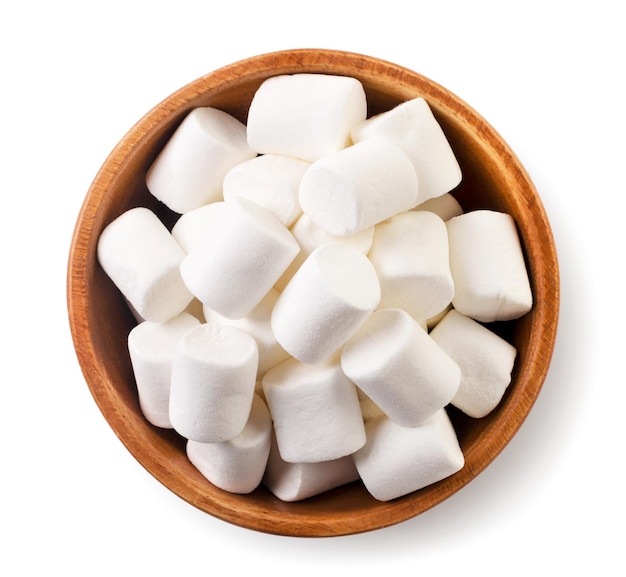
[446,210,533,322]
[351,97,462,202]
[178,322,258,367]
[128,312,200,362]
[179,196,300,319]
[246,73,367,161]
[97,207,192,322]
[171,201,226,254]
[298,139,419,235]
[222,154,309,227]
[312,242,381,310]
[146,107,255,213]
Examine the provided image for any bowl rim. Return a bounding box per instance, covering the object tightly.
[67,48,560,537]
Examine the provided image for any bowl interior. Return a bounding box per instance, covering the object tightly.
[67,49,559,537]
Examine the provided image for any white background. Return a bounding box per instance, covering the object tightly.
[2,1,623,574]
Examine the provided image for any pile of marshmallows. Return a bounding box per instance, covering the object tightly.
[97,73,533,502]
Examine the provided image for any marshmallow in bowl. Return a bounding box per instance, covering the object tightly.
[169,323,258,443]
[430,309,517,418]
[413,192,464,221]
[146,107,256,214]
[262,356,366,463]
[274,213,374,291]
[97,207,193,322]
[368,210,454,322]
[127,312,201,429]
[246,73,367,162]
[203,287,290,379]
[186,394,272,494]
[446,210,533,322]
[271,242,381,364]
[351,96,462,203]
[298,139,419,236]
[180,196,300,320]
[99,72,537,504]
[353,409,465,502]
[262,433,360,502]
[341,308,461,427]
[171,201,226,253]
[222,154,309,228]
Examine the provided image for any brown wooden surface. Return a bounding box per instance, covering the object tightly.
[66,48,559,537]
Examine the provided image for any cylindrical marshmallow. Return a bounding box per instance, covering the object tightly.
[186,394,272,494]
[298,139,419,236]
[430,309,517,418]
[369,210,455,321]
[222,154,309,228]
[127,312,201,428]
[169,323,258,443]
[271,242,381,364]
[446,210,533,322]
[146,107,256,213]
[275,213,374,291]
[203,287,290,378]
[413,192,464,221]
[97,207,193,322]
[351,97,462,203]
[353,409,465,502]
[261,356,366,463]
[180,196,300,319]
[246,73,367,162]
[170,201,226,254]
[262,433,360,502]
[341,308,461,427]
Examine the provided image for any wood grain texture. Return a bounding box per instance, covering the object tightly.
[66,49,559,537]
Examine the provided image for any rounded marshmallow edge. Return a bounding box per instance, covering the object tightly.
[271,242,381,364]
[246,73,367,161]
[96,207,193,322]
[146,107,256,214]
[446,210,533,322]
[298,139,419,236]
[186,394,272,494]
[179,196,300,319]
[168,323,259,443]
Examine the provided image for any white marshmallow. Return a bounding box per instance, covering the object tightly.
[299,139,419,236]
[413,192,464,221]
[186,394,272,494]
[275,213,374,291]
[369,210,454,321]
[203,287,290,378]
[430,309,517,418]
[446,210,533,322]
[127,313,200,428]
[262,434,360,502]
[271,242,381,364]
[146,107,256,214]
[351,97,462,203]
[223,154,309,228]
[341,308,461,427]
[180,196,300,319]
[170,202,226,253]
[262,356,366,463]
[246,73,367,162]
[353,409,465,502]
[169,323,258,443]
[97,207,193,322]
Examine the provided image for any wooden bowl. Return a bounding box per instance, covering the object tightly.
[67,49,559,537]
